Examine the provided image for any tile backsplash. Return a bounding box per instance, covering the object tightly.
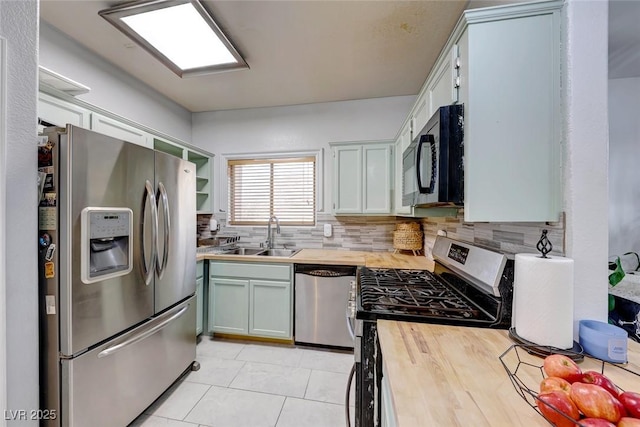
[198,213,398,251]
[420,211,565,259]
[197,210,565,258]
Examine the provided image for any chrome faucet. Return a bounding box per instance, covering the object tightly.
[266,216,280,249]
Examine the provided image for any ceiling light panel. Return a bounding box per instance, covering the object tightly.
[99,0,248,78]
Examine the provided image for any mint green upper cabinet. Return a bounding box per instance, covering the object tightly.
[188,150,213,214]
[91,112,153,148]
[411,90,429,139]
[427,45,458,120]
[332,145,362,214]
[458,1,562,222]
[38,92,91,129]
[154,139,214,214]
[393,121,413,216]
[394,0,562,222]
[363,144,393,214]
[154,138,185,158]
[208,262,293,340]
[332,141,393,215]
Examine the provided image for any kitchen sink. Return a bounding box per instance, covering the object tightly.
[257,248,301,257]
[223,247,265,255]
[218,247,301,257]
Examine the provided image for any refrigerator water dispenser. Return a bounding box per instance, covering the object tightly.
[81,207,133,284]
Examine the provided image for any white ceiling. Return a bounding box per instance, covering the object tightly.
[40,0,640,113]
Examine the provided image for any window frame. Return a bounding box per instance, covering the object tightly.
[222,149,324,226]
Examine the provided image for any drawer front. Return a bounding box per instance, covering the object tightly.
[210,262,291,281]
[61,297,196,427]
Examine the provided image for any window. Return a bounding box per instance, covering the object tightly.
[228,156,316,226]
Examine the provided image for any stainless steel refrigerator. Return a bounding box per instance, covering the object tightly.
[38,125,198,427]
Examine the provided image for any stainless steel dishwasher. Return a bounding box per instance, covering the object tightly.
[294,264,357,349]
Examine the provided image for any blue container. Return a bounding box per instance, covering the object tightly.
[579,319,628,363]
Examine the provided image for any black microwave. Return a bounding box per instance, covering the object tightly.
[402,104,464,207]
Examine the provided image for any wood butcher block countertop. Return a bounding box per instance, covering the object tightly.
[377,320,640,427]
[199,248,435,270]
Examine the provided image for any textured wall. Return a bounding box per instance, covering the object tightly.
[563,0,610,328]
[1,0,39,423]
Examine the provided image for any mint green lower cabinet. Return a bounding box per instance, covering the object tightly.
[196,260,206,336]
[380,362,397,427]
[196,276,204,335]
[208,261,293,339]
[210,277,249,335]
[249,280,292,339]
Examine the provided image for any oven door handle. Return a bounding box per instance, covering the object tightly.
[346,302,355,340]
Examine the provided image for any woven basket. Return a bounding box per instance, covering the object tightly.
[396,222,421,232]
[393,230,423,250]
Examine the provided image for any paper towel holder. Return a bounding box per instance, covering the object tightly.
[536,229,552,258]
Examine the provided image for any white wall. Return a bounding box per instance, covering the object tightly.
[563,0,610,331]
[192,96,415,213]
[0,35,5,426]
[39,22,192,143]
[609,77,640,258]
[0,0,39,424]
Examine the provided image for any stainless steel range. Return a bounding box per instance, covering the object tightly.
[346,236,514,427]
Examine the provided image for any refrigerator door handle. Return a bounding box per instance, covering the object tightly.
[156,181,170,279]
[141,180,158,285]
[97,304,189,358]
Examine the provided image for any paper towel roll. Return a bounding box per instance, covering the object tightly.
[513,253,574,349]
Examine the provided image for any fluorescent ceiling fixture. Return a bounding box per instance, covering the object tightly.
[99,0,248,78]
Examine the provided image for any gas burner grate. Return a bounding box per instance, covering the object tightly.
[358,267,489,321]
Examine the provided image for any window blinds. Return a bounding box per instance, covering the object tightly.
[228,157,316,226]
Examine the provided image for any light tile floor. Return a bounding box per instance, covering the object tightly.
[129,337,355,427]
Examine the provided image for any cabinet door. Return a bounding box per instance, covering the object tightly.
[380,364,397,427]
[393,138,411,215]
[209,277,249,335]
[411,90,429,136]
[91,113,152,148]
[196,276,204,335]
[428,46,456,117]
[38,92,91,129]
[399,121,413,152]
[363,144,392,214]
[333,146,363,214]
[196,260,204,280]
[464,11,560,222]
[249,279,292,339]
